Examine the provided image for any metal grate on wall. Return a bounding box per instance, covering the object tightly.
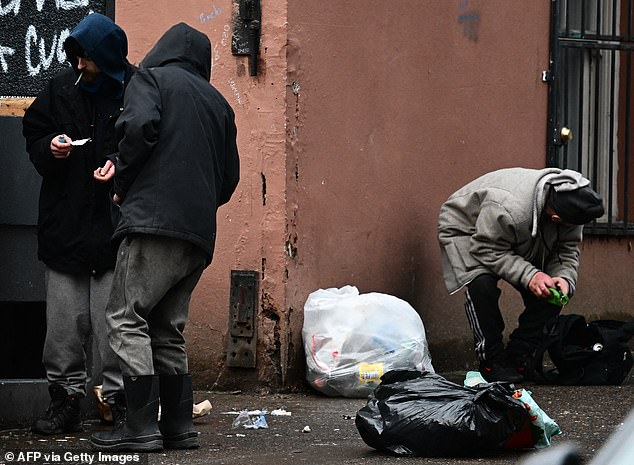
[548,0,634,235]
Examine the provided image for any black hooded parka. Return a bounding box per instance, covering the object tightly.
[113,23,240,262]
[22,13,135,276]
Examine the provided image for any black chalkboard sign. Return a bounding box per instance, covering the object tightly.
[0,0,112,98]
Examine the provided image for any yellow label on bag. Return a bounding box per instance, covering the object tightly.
[359,363,384,383]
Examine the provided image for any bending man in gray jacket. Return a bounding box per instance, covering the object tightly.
[438,168,604,383]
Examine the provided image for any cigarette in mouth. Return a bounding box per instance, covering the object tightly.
[75,72,83,86]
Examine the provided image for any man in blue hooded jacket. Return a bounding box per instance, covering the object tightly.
[22,13,135,435]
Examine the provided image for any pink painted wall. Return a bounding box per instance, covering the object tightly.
[115,0,634,389]
[285,0,633,379]
[117,0,289,388]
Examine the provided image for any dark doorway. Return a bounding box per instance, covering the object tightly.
[0,302,46,378]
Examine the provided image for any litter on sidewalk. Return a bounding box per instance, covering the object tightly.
[193,399,213,418]
[222,408,292,416]
[270,408,292,416]
[231,409,269,429]
[464,371,561,448]
[94,385,212,422]
[302,286,434,398]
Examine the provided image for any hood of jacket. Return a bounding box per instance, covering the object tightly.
[140,22,211,80]
[64,13,128,87]
[531,168,590,237]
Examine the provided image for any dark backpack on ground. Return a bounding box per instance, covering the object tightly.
[533,314,634,385]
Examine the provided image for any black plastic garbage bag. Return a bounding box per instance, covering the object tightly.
[355,370,531,456]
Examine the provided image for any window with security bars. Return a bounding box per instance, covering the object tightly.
[549,0,634,235]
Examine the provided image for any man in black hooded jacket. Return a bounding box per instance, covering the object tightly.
[90,23,239,452]
[22,13,134,435]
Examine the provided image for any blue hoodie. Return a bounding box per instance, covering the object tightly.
[63,13,128,96]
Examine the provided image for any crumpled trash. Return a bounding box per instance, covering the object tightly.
[356,370,531,456]
[93,385,112,423]
[270,408,292,416]
[193,400,213,418]
[231,409,269,429]
[94,385,212,422]
[302,286,434,398]
[464,371,561,448]
[513,388,561,448]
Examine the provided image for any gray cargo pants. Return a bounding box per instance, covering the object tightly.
[106,234,207,376]
[43,267,123,399]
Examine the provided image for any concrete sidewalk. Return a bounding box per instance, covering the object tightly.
[1,373,633,465]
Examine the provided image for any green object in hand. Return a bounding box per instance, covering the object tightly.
[547,287,569,306]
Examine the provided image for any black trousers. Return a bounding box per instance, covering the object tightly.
[464,274,562,362]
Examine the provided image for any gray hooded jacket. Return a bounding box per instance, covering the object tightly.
[437,167,589,294]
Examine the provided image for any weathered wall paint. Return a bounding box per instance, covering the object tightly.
[285,0,633,381]
[117,0,289,389]
[114,0,634,390]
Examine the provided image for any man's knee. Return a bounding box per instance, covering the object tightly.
[467,274,500,299]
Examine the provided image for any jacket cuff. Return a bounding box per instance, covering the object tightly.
[564,278,575,297]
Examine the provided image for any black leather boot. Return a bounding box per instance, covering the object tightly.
[159,374,199,449]
[109,391,127,432]
[32,384,83,435]
[90,375,163,452]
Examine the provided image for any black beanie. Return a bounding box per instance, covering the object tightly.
[550,186,605,225]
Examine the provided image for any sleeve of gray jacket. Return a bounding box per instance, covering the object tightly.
[114,70,162,200]
[469,201,540,289]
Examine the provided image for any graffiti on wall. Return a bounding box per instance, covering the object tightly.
[458,0,480,42]
[0,0,105,97]
[197,3,243,106]
[199,4,221,24]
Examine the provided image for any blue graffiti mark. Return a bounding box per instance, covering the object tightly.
[458,10,480,42]
[458,13,480,23]
[200,5,222,24]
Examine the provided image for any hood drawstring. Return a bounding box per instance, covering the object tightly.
[539,223,563,270]
[554,225,563,265]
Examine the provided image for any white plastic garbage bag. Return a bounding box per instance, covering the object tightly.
[302,285,434,397]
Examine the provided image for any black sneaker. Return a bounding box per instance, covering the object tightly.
[32,384,83,435]
[508,352,534,381]
[479,358,525,383]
